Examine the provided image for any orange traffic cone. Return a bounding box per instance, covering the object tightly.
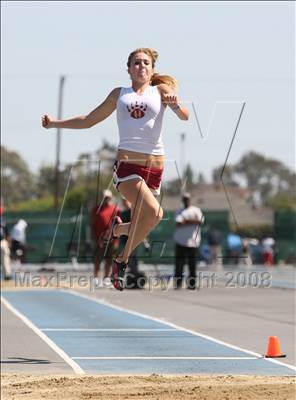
[265,336,286,358]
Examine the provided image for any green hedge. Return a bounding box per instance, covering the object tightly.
[5,210,295,264]
[4,210,229,264]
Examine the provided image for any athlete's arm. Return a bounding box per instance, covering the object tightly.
[42,88,121,129]
[180,219,202,226]
[157,84,189,121]
[176,211,204,226]
[183,212,204,226]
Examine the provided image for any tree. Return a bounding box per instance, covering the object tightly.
[234,151,295,204]
[212,151,296,208]
[36,164,74,198]
[183,164,195,189]
[163,163,196,195]
[36,165,56,197]
[267,193,296,211]
[1,141,119,210]
[95,139,117,173]
[197,172,207,185]
[212,165,239,186]
[1,146,35,205]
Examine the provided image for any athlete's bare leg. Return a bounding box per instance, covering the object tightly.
[115,179,163,264]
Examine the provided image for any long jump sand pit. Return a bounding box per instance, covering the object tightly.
[1,374,295,399]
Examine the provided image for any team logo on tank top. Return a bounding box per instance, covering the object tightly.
[127,102,147,119]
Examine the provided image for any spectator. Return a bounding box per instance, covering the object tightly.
[91,190,121,279]
[199,243,211,266]
[0,206,12,280]
[262,236,275,266]
[207,227,223,267]
[241,237,253,267]
[226,232,243,265]
[10,219,28,264]
[174,192,204,289]
[248,238,260,264]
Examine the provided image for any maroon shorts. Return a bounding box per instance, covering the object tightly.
[113,161,163,195]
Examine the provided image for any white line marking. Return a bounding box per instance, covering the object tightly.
[1,296,85,375]
[41,328,177,332]
[48,165,74,257]
[72,356,260,360]
[66,289,296,372]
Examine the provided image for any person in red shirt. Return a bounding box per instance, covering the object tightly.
[91,190,121,279]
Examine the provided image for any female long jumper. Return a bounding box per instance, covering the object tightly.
[42,47,189,291]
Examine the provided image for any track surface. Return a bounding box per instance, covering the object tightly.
[1,289,295,375]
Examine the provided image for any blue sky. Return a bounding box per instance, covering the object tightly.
[1,1,294,181]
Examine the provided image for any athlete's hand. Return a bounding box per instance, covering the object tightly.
[42,114,55,129]
[162,93,179,108]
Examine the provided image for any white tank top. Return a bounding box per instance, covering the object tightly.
[116,85,165,155]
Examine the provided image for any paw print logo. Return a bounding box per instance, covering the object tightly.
[127,102,147,119]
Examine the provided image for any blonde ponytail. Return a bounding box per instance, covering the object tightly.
[150,73,178,90]
[127,47,178,90]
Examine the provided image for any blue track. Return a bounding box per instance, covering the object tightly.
[2,290,295,375]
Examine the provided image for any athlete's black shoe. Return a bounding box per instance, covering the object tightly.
[111,259,127,291]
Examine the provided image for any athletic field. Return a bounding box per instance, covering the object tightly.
[1,264,295,399]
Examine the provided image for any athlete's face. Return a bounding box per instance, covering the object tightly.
[128,52,154,84]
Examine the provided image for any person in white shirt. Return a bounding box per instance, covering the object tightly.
[262,237,275,266]
[10,219,28,263]
[174,192,204,289]
[42,47,189,291]
[0,206,12,280]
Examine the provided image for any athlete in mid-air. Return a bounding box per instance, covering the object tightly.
[42,47,189,291]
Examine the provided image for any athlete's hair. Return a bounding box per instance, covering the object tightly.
[127,48,178,90]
